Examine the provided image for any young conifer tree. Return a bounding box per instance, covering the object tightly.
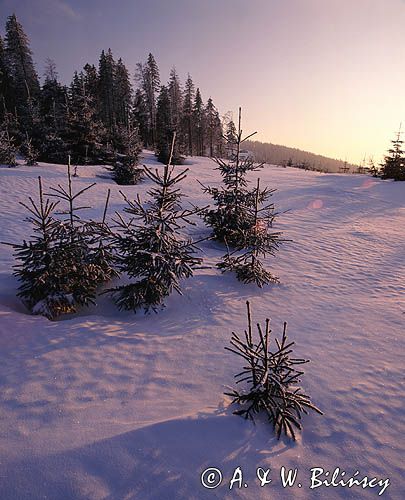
[368,157,379,177]
[218,178,282,287]
[4,161,115,319]
[46,159,116,304]
[225,301,322,440]
[108,126,143,185]
[380,127,405,181]
[0,127,17,166]
[203,109,281,238]
[4,176,63,317]
[202,109,283,286]
[108,133,203,312]
[201,108,264,247]
[20,134,38,165]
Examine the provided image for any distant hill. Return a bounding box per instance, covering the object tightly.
[245,139,357,173]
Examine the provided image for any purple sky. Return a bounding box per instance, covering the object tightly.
[2,0,405,164]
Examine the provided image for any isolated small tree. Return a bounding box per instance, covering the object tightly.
[46,161,116,304]
[380,128,405,181]
[225,301,323,440]
[3,177,61,317]
[107,133,203,312]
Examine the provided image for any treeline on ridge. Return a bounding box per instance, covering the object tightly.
[0,13,226,167]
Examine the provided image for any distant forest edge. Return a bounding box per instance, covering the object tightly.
[0,13,226,167]
[245,140,357,173]
[1,13,403,181]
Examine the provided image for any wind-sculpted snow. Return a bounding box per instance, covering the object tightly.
[0,154,404,499]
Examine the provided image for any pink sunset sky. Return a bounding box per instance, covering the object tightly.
[2,0,405,164]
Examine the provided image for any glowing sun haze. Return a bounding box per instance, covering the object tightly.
[2,0,404,164]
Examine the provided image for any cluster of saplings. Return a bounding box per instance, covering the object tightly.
[4,120,284,319]
[0,13,324,442]
[0,13,226,182]
[5,123,322,439]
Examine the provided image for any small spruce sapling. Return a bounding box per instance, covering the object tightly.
[202,108,284,285]
[3,176,64,317]
[21,134,39,165]
[2,156,117,319]
[0,127,17,166]
[368,157,379,177]
[380,127,405,181]
[108,127,143,185]
[107,133,203,312]
[225,301,323,440]
[3,162,116,319]
[45,161,113,312]
[218,178,283,287]
[201,108,278,249]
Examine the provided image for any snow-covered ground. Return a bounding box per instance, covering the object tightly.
[0,153,404,499]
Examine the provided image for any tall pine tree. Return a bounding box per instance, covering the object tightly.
[0,35,14,121]
[98,49,116,133]
[180,73,195,156]
[40,58,67,132]
[5,14,40,121]
[168,67,182,135]
[114,58,132,129]
[135,53,160,147]
[156,85,182,164]
[192,88,205,156]
[205,98,223,158]
[132,88,149,146]
[65,71,106,164]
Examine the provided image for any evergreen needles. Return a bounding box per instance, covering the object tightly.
[107,127,144,185]
[202,108,284,286]
[217,178,283,287]
[21,134,38,165]
[107,133,204,312]
[5,162,116,319]
[380,127,405,181]
[0,127,17,166]
[225,301,322,440]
